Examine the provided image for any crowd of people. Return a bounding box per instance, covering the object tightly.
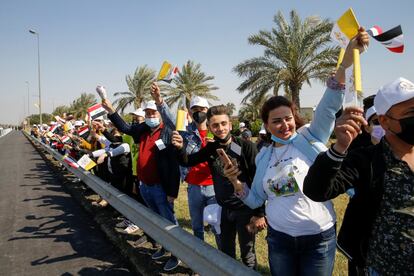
[29,29,413,276]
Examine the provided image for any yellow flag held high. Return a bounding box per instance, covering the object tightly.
[331,8,360,48]
[157,61,179,83]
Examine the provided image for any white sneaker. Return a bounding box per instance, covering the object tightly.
[122,224,140,234]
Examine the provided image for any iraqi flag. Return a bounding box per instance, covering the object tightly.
[61,135,71,144]
[49,124,59,133]
[87,103,107,121]
[367,25,404,53]
[78,126,90,139]
[62,155,80,169]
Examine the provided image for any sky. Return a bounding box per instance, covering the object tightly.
[1,0,413,125]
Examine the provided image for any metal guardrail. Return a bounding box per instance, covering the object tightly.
[0,128,12,137]
[23,131,260,276]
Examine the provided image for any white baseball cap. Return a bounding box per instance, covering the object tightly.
[143,101,157,111]
[203,204,222,235]
[190,96,209,109]
[374,77,414,115]
[365,106,377,121]
[130,108,145,117]
[239,122,245,128]
[74,120,84,127]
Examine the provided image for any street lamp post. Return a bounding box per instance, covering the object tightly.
[26,81,30,127]
[29,29,42,125]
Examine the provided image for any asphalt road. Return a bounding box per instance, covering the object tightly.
[0,131,134,276]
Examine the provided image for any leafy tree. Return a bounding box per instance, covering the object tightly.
[70,93,97,119]
[113,65,155,114]
[162,60,219,109]
[234,10,339,108]
[52,105,70,116]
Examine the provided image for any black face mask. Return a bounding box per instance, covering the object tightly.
[395,116,414,145]
[192,111,207,124]
[214,133,231,144]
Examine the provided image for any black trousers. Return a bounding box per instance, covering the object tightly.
[220,207,257,269]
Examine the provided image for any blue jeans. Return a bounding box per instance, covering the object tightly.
[267,226,336,276]
[139,182,178,225]
[187,184,220,244]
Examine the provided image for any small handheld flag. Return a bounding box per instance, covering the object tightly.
[77,154,96,171]
[367,25,404,53]
[87,103,107,121]
[62,155,79,169]
[157,61,179,83]
[331,8,360,48]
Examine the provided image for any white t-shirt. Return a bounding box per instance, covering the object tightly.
[263,144,336,237]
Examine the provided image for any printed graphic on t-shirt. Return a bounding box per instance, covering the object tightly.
[266,164,299,197]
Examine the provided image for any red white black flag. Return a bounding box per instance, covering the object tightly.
[78,126,90,139]
[368,25,404,53]
[87,103,107,121]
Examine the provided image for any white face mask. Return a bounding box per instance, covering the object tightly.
[371,125,385,142]
[145,117,160,128]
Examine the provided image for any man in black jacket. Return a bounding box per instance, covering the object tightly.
[303,77,414,275]
[101,98,181,271]
[172,105,266,269]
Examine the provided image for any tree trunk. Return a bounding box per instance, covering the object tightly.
[289,84,301,109]
[272,85,279,96]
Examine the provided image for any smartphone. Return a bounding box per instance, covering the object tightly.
[216,148,232,167]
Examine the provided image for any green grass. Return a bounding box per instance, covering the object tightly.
[175,182,349,275]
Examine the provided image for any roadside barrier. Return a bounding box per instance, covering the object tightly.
[0,128,12,137]
[23,131,260,276]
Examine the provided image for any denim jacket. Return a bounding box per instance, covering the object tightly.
[157,101,204,179]
[243,86,345,209]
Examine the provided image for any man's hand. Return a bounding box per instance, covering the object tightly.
[334,106,367,154]
[167,196,176,203]
[92,120,105,132]
[171,130,184,149]
[150,82,163,105]
[97,153,107,165]
[101,99,115,115]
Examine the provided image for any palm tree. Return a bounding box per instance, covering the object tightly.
[113,65,155,113]
[234,10,339,108]
[162,60,219,109]
[52,105,70,116]
[225,102,236,116]
[70,93,97,119]
[238,93,270,122]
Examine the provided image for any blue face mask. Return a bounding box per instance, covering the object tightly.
[271,132,298,145]
[145,117,160,128]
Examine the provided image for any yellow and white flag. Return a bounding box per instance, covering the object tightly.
[157,61,179,83]
[331,8,360,48]
[77,154,96,171]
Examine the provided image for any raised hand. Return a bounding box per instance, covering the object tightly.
[101,99,115,114]
[333,106,367,154]
[171,130,184,149]
[150,82,163,105]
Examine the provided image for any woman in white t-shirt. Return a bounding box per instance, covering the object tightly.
[223,30,369,275]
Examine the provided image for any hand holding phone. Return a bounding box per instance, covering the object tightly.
[216,148,243,193]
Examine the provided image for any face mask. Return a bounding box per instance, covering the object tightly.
[393,116,414,145]
[371,125,385,142]
[145,117,160,128]
[214,133,231,144]
[271,132,298,145]
[192,111,207,124]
